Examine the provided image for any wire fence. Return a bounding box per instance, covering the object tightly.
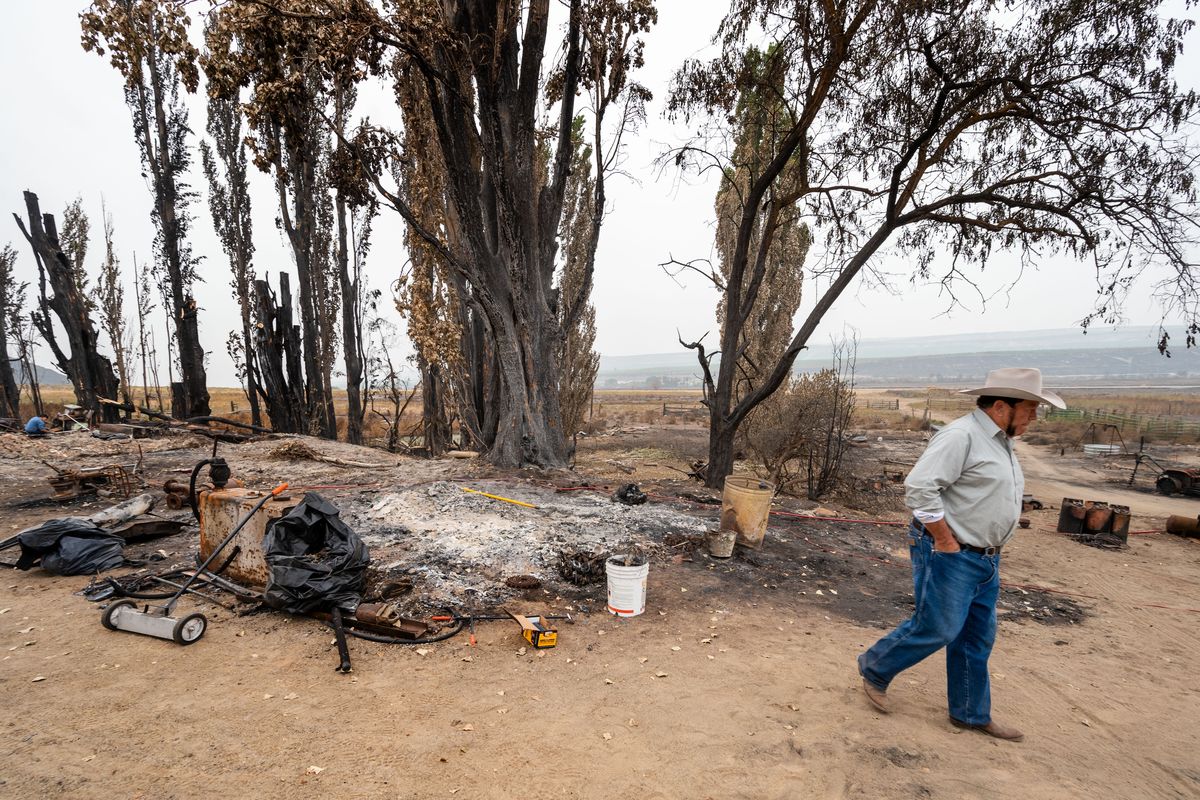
[1045,407,1200,439]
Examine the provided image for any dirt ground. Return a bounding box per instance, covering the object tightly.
[1,425,1199,799]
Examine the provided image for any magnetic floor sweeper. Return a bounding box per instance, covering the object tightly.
[100,482,288,645]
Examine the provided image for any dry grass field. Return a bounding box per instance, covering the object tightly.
[17,384,1200,447]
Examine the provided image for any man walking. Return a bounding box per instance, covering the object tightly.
[857,368,1065,742]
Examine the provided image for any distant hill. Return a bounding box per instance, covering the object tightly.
[14,363,69,386]
[597,326,1199,388]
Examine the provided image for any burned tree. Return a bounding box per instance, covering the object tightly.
[223,0,656,467]
[0,244,22,417]
[392,70,466,456]
[13,191,119,420]
[200,84,262,428]
[556,117,602,445]
[330,80,374,445]
[204,5,339,439]
[668,0,1200,487]
[82,0,211,418]
[96,204,134,406]
[253,273,306,434]
[131,252,162,409]
[59,198,95,313]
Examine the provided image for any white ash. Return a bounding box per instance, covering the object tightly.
[343,481,709,607]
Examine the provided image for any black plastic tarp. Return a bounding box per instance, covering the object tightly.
[11,518,125,575]
[262,492,369,614]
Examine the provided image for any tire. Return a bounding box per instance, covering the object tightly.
[173,613,207,645]
[1157,474,1182,495]
[101,599,136,631]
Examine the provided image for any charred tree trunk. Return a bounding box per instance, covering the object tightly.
[13,192,120,422]
[0,249,19,417]
[706,412,737,491]
[144,31,209,419]
[253,273,305,433]
[241,319,262,427]
[335,196,363,445]
[0,355,18,418]
[273,124,337,440]
[420,358,452,455]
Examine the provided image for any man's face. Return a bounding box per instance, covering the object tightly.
[996,399,1039,437]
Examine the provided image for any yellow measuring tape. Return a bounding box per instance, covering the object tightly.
[461,487,538,509]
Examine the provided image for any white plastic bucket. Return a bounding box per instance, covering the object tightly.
[606,555,649,617]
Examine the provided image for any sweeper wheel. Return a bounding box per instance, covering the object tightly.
[101,599,136,631]
[173,613,208,645]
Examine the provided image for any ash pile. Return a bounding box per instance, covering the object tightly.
[351,481,709,608]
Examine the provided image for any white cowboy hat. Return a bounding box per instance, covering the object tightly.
[958,367,1066,409]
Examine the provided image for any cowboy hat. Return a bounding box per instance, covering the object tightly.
[958,367,1066,409]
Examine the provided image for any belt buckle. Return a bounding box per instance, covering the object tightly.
[982,545,998,556]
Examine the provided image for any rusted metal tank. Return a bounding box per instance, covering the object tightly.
[1166,515,1200,538]
[198,488,297,588]
[1057,498,1130,543]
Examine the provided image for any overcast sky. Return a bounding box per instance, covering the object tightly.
[2,2,1196,387]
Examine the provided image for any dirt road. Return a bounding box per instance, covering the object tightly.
[1017,442,1198,519]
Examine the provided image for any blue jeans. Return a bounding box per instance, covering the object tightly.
[858,525,1001,725]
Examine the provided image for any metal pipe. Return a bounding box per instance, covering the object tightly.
[331,606,352,673]
[149,577,240,611]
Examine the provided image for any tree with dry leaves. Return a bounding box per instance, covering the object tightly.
[59,198,95,314]
[131,252,163,409]
[96,203,134,406]
[668,0,1199,487]
[13,191,120,421]
[204,3,343,438]
[200,74,263,428]
[671,46,811,484]
[0,244,22,418]
[330,79,376,445]
[557,116,601,446]
[82,0,210,418]
[390,68,468,455]
[223,0,656,467]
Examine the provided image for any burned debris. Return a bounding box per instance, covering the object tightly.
[1057,498,1132,549]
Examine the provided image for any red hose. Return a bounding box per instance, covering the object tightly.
[513,479,1197,613]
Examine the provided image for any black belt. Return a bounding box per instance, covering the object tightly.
[911,519,1002,556]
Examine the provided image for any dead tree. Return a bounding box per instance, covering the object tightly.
[201,81,263,428]
[0,244,22,417]
[13,191,120,420]
[59,198,94,313]
[96,203,134,406]
[203,11,339,438]
[334,202,372,445]
[213,0,655,468]
[82,0,211,418]
[253,273,305,433]
[392,70,468,456]
[131,252,162,409]
[330,81,373,445]
[11,314,43,416]
[556,116,602,448]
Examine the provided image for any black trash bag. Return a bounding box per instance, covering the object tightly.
[262,492,369,614]
[612,483,648,505]
[13,518,125,575]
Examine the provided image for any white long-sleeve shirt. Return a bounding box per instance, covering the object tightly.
[905,408,1024,548]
